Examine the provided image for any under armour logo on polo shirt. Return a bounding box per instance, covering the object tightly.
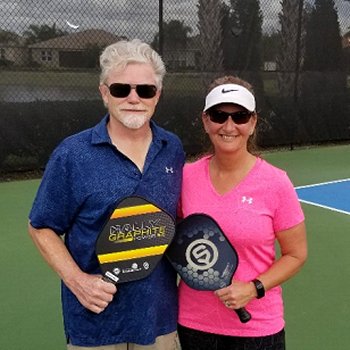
[165,166,174,173]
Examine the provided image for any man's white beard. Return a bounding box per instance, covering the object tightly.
[119,114,151,129]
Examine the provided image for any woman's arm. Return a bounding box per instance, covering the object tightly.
[216,221,307,308]
[256,221,307,292]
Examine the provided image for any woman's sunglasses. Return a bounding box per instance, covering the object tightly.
[206,109,253,125]
[105,83,157,99]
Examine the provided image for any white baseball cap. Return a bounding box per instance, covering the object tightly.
[203,84,256,112]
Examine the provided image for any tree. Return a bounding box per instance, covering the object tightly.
[300,0,347,141]
[221,0,264,109]
[221,2,237,71]
[152,19,192,52]
[272,1,309,146]
[303,0,343,71]
[23,23,66,44]
[0,29,20,43]
[197,0,224,72]
[224,0,263,72]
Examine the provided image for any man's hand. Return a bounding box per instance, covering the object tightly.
[28,224,117,314]
[68,273,117,314]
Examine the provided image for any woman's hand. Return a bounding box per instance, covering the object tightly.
[215,280,256,309]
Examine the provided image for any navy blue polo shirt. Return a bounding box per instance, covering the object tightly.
[29,115,185,346]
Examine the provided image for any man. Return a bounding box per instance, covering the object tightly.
[28,39,185,350]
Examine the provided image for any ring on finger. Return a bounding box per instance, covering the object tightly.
[224,301,231,307]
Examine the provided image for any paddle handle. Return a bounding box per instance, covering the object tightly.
[235,307,251,323]
[102,276,114,284]
[101,274,118,284]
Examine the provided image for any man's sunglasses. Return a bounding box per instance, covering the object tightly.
[105,83,157,99]
[206,109,253,125]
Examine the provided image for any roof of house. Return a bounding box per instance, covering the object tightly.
[28,29,123,50]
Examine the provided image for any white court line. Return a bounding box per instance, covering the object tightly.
[295,178,350,190]
[298,199,350,216]
[295,178,350,215]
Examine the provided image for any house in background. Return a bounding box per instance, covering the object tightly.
[163,49,199,70]
[161,35,201,71]
[28,29,123,69]
[263,61,277,71]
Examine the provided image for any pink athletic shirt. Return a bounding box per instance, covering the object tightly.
[178,156,305,337]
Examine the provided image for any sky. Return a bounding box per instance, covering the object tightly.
[1,0,349,42]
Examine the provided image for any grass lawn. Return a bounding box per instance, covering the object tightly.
[0,69,277,95]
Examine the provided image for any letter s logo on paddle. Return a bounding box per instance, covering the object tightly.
[185,239,219,270]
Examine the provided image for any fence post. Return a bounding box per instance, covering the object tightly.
[293,0,304,103]
[159,0,164,55]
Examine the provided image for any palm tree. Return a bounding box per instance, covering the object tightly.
[197,0,224,73]
[277,0,305,99]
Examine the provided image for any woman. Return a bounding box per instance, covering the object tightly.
[177,75,307,350]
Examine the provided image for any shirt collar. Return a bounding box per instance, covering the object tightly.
[91,114,110,145]
[91,114,170,146]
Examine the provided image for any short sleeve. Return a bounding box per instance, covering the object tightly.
[29,145,79,235]
[273,172,305,233]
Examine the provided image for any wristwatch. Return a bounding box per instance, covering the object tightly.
[252,279,265,299]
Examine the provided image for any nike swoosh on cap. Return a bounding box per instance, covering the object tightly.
[221,88,238,93]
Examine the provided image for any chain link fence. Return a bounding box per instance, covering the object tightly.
[1,0,350,173]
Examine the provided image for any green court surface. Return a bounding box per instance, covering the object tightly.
[1,144,349,350]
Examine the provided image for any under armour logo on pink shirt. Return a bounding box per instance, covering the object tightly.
[241,196,253,204]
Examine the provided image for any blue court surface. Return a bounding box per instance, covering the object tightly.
[295,178,350,215]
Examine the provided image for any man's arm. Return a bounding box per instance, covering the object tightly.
[28,222,117,314]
